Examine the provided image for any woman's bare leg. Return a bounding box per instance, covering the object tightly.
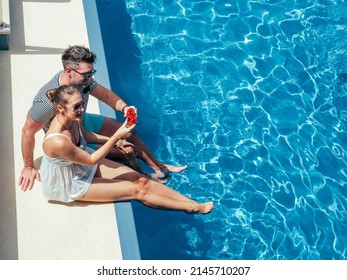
[96,158,194,204]
[81,158,213,214]
[78,177,213,214]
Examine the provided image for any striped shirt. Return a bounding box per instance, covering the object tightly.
[28,71,98,132]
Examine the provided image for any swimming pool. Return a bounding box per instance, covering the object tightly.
[95,0,346,259]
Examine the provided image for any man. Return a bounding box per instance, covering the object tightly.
[19,45,187,191]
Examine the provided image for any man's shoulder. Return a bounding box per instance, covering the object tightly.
[88,79,99,92]
[35,72,62,99]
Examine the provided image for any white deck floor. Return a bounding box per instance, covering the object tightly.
[0,0,122,260]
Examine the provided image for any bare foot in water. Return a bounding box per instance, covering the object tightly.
[190,202,214,214]
[155,164,188,179]
[145,172,169,184]
[166,164,188,173]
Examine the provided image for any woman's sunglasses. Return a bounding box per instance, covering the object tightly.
[65,100,86,112]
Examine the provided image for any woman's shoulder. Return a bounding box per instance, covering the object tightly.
[43,131,70,146]
[44,133,71,146]
[43,132,72,158]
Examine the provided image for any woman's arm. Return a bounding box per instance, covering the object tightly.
[46,121,135,166]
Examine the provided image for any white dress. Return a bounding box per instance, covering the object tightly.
[40,132,98,202]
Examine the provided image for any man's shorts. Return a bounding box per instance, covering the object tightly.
[83,113,105,150]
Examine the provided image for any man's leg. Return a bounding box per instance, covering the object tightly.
[99,116,187,178]
[83,113,145,173]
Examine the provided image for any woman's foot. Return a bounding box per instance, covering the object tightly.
[187,202,214,214]
[197,202,214,214]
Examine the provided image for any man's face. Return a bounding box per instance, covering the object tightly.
[69,62,95,87]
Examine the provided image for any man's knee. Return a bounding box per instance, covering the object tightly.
[122,145,135,154]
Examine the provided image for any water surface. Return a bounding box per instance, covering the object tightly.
[100,0,347,259]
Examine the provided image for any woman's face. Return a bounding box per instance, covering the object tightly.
[63,93,85,121]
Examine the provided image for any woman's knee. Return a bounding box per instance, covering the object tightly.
[133,177,151,199]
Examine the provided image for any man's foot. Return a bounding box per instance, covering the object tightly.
[145,172,169,184]
[155,164,188,179]
[165,164,188,173]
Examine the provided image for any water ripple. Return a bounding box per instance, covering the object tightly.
[125,0,347,259]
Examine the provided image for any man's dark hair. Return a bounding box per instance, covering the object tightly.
[62,45,97,69]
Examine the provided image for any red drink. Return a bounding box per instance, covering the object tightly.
[126,108,137,126]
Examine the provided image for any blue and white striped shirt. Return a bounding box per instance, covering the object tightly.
[28,71,98,132]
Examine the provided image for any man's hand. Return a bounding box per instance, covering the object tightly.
[115,139,135,153]
[18,167,41,191]
[20,114,44,191]
[123,105,137,118]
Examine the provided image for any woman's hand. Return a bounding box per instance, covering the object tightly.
[115,120,136,140]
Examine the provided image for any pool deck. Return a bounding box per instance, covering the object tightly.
[0,0,123,260]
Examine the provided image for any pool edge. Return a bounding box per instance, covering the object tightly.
[82,0,141,260]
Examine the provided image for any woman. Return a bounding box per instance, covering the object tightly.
[41,85,213,214]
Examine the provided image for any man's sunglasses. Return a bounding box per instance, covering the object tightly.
[70,68,97,79]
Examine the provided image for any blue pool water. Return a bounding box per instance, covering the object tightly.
[96,0,347,259]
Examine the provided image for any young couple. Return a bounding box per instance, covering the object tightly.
[19,45,213,214]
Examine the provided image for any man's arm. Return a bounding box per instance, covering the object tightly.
[18,113,45,191]
[90,84,130,114]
